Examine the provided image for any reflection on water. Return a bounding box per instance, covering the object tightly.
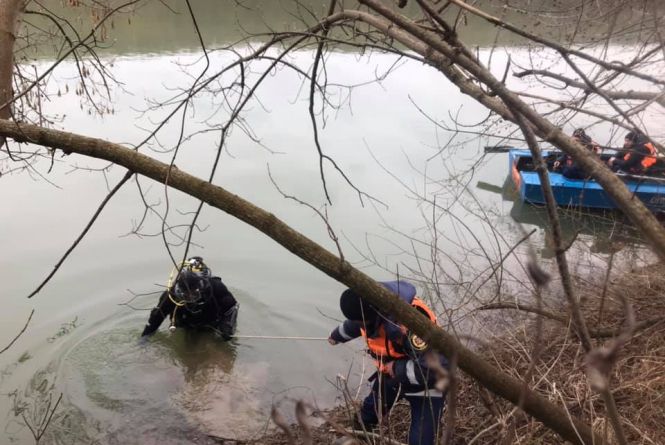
[477,176,647,259]
[22,0,658,58]
[478,175,648,259]
[156,332,270,440]
[8,327,270,444]
[23,0,516,57]
[509,201,643,258]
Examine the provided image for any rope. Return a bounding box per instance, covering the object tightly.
[232,335,328,341]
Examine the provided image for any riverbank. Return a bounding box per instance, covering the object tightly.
[251,263,665,445]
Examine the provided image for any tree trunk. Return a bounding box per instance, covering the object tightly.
[0,119,602,444]
[0,0,23,119]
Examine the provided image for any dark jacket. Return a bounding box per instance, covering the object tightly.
[554,141,599,179]
[141,277,237,338]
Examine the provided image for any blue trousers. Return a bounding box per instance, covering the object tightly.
[360,376,445,445]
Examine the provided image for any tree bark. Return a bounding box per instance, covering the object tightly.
[0,0,23,119]
[0,119,602,444]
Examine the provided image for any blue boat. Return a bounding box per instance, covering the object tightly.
[509,149,665,213]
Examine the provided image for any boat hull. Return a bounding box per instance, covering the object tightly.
[508,149,665,212]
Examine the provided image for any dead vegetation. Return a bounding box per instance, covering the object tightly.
[452,263,665,444]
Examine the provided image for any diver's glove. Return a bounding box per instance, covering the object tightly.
[138,324,155,344]
[141,323,157,337]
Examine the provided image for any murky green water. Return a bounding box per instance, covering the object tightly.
[0,1,656,443]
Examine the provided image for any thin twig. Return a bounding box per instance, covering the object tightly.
[0,309,34,354]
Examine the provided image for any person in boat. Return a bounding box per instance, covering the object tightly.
[608,131,658,175]
[328,281,449,445]
[552,128,600,179]
[140,257,239,340]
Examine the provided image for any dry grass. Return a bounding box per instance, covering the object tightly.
[452,263,665,444]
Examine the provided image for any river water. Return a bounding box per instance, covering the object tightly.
[0,1,656,443]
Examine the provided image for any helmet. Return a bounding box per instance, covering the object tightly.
[572,128,592,144]
[184,256,211,279]
[340,288,377,322]
[172,270,211,306]
[625,130,646,145]
[168,257,212,307]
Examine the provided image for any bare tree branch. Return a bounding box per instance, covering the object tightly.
[514,70,665,108]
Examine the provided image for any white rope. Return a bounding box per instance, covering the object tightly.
[232,335,328,341]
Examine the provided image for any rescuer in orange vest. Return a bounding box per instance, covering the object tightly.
[328,281,448,445]
[608,131,657,174]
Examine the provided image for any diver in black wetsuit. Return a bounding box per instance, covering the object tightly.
[140,257,238,340]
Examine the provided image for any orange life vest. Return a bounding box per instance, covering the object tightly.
[623,142,657,170]
[360,298,437,374]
